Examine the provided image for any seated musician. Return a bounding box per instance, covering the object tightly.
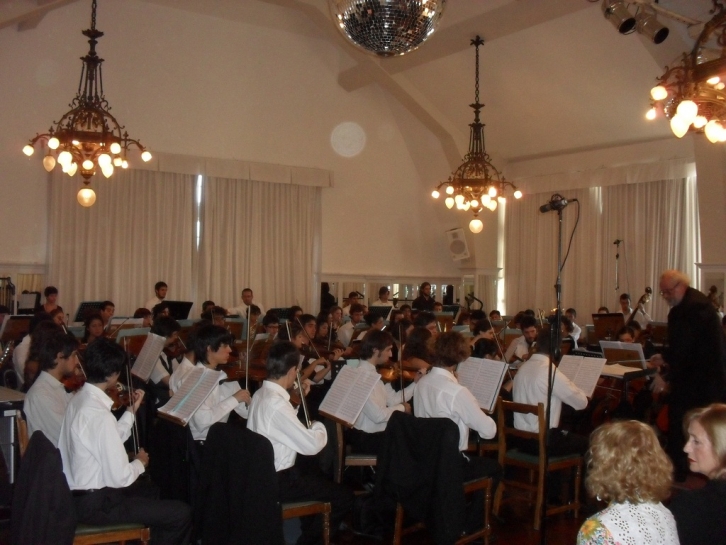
[390,318,413,361]
[617,325,637,343]
[348,330,420,456]
[152,301,170,321]
[145,281,167,312]
[59,338,192,544]
[456,311,471,327]
[561,315,579,349]
[512,330,588,457]
[337,303,364,348]
[200,305,227,327]
[363,312,385,334]
[289,306,304,323]
[341,291,360,317]
[399,303,413,321]
[24,329,79,447]
[148,316,182,407]
[14,313,54,389]
[227,287,265,318]
[247,304,263,336]
[414,331,501,533]
[504,315,538,366]
[200,300,215,316]
[433,301,444,313]
[413,311,439,338]
[279,323,339,384]
[82,312,105,345]
[133,307,153,328]
[401,326,433,371]
[470,319,495,351]
[168,320,209,395]
[49,307,66,328]
[99,300,115,330]
[619,292,652,328]
[247,341,354,545]
[565,308,582,343]
[329,305,344,332]
[262,311,280,338]
[372,286,395,307]
[489,309,502,322]
[597,306,610,314]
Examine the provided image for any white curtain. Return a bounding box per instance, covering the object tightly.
[503,177,700,322]
[47,170,195,318]
[198,177,322,314]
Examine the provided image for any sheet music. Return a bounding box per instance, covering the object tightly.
[600,341,645,369]
[557,355,607,397]
[456,357,508,413]
[158,367,220,425]
[319,365,380,426]
[130,333,167,382]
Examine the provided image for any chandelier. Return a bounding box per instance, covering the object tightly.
[22,0,151,207]
[431,36,521,234]
[646,0,726,143]
[329,0,446,57]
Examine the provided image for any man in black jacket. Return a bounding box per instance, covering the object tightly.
[651,269,726,480]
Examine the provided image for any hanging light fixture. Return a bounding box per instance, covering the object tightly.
[22,0,151,206]
[646,0,726,143]
[431,36,522,233]
[329,0,446,57]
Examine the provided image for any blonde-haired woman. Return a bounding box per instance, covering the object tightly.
[577,420,678,545]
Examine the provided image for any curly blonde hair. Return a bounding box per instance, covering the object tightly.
[684,403,726,480]
[586,420,672,504]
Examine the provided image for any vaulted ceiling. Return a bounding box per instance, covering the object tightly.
[1,0,716,165]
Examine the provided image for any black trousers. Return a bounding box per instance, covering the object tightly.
[277,466,354,545]
[73,480,192,545]
[346,428,385,456]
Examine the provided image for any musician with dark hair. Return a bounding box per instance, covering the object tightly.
[145,281,168,312]
[412,282,435,311]
[248,341,353,545]
[24,330,79,446]
[99,300,115,329]
[59,338,191,544]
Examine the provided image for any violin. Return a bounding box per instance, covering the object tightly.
[62,349,131,410]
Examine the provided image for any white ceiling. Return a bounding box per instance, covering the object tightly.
[1,0,715,163]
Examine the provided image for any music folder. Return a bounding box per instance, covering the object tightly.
[599,340,646,369]
[319,364,380,427]
[157,366,221,426]
[456,357,508,413]
[557,354,608,397]
[130,333,167,382]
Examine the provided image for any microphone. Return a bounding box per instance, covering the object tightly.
[613,239,623,245]
[539,194,575,213]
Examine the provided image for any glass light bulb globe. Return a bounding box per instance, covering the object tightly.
[82,159,94,171]
[77,187,96,207]
[110,142,122,154]
[431,190,440,199]
[98,153,111,167]
[716,82,726,91]
[454,194,465,205]
[469,218,483,234]
[513,190,522,199]
[497,196,506,203]
[101,164,114,178]
[58,151,72,166]
[481,194,491,205]
[650,85,668,101]
[670,115,690,138]
[462,202,470,211]
[67,163,78,177]
[72,140,80,146]
[708,76,720,85]
[445,186,454,195]
[705,120,722,143]
[488,186,497,198]
[47,137,60,150]
[488,200,498,211]
[113,157,123,167]
[445,197,454,209]
[42,155,56,172]
[121,160,129,169]
[719,125,726,143]
[645,107,657,121]
[693,116,708,129]
[141,151,152,162]
[470,199,479,208]
[676,100,698,122]
[22,145,34,157]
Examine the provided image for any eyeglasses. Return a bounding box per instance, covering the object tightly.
[659,281,680,297]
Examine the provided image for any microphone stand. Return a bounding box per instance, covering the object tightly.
[614,239,622,292]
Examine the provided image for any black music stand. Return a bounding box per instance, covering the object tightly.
[592,313,625,342]
[442,304,461,315]
[368,306,393,321]
[268,307,294,321]
[73,301,105,322]
[164,301,193,320]
[17,292,40,315]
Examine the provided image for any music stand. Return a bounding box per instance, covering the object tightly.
[268,307,294,321]
[592,313,625,342]
[368,306,392,321]
[74,301,105,323]
[164,301,193,320]
[17,292,40,315]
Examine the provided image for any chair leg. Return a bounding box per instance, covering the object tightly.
[484,482,492,545]
[534,469,544,531]
[393,503,405,545]
[492,482,503,517]
[573,464,582,519]
[323,509,330,545]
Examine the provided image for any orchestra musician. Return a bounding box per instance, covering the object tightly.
[59,337,192,544]
[247,341,354,545]
[413,311,439,338]
[504,315,538,366]
[489,309,502,322]
[412,282,435,311]
[82,312,105,345]
[619,292,652,328]
[99,300,115,330]
[133,307,153,328]
[341,291,360,317]
[148,316,182,408]
[372,286,395,307]
[565,308,582,344]
[227,288,265,318]
[145,281,168,312]
[338,303,364,348]
[401,326,433,371]
[24,329,79,447]
[262,311,280,338]
[37,286,62,316]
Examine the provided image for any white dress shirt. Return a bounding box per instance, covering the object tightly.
[512,353,588,432]
[149,352,177,385]
[353,360,415,434]
[12,334,31,387]
[504,335,531,365]
[227,302,265,318]
[24,371,72,447]
[337,322,355,348]
[188,363,248,441]
[59,383,144,490]
[414,367,496,451]
[145,296,163,311]
[169,356,195,394]
[342,305,351,317]
[621,308,652,329]
[247,380,327,471]
[371,299,395,308]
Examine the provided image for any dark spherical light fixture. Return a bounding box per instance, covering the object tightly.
[329,0,447,57]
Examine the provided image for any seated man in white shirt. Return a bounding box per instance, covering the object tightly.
[227,287,265,318]
[147,316,183,408]
[337,303,365,348]
[619,292,652,328]
[348,330,420,455]
[372,286,395,308]
[144,281,167,312]
[341,291,361,317]
[504,315,538,366]
[415,331,502,533]
[247,341,354,545]
[59,338,191,544]
[512,329,589,457]
[24,329,79,447]
[565,308,582,343]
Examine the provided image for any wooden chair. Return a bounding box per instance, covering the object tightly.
[393,477,493,545]
[334,421,376,485]
[15,418,152,545]
[493,399,582,530]
[281,501,331,545]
